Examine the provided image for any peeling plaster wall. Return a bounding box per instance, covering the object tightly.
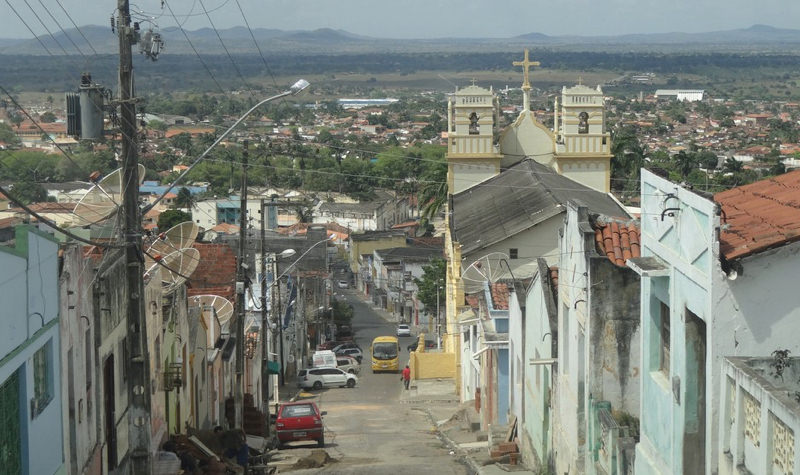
[588,257,641,415]
[521,267,557,471]
[60,244,100,474]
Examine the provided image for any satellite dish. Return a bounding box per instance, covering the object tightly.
[460,252,510,294]
[145,221,199,266]
[191,294,234,326]
[145,248,200,294]
[72,164,146,226]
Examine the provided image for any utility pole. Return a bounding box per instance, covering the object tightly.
[277,267,285,386]
[259,199,270,437]
[118,0,152,472]
[234,140,249,429]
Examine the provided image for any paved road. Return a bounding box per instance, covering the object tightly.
[271,288,468,474]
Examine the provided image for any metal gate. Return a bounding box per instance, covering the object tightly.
[0,370,22,474]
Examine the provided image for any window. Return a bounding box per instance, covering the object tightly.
[509,248,518,260]
[32,341,53,416]
[659,301,671,375]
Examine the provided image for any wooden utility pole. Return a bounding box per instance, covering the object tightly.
[234,140,249,429]
[117,0,152,472]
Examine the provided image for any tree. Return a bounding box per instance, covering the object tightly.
[413,258,446,313]
[674,150,699,179]
[174,187,195,209]
[0,122,20,145]
[39,111,56,123]
[157,209,192,231]
[330,297,354,325]
[10,179,48,204]
[147,119,168,132]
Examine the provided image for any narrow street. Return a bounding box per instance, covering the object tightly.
[270,288,469,474]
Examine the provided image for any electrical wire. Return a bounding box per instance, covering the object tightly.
[233,0,278,90]
[197,0,249,91]
[5,0,53,55]
[21,0,70,55]
[53,0,98,55]
[0,183,123,248]
[162,0,226,94]
[36,0,86,58]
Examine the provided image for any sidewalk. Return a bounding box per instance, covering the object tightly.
[401,379,536,475]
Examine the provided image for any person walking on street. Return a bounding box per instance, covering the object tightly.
[401,365,411,390]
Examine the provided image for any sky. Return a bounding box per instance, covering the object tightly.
[3,0,800,40]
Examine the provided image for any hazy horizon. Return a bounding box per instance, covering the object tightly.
[2,0,799,40]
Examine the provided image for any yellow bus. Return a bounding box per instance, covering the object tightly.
[370,336,400,373]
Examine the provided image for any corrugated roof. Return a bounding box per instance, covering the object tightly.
[374,246,443,261]
[452,159,629,255]
[715,170,800,261]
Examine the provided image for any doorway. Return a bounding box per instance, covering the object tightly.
[682,309,706,474]
[103,354,117,470]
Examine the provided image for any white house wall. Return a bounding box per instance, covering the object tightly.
[521,269,556,470]
[60,244,100,474]
[0,227,64,475]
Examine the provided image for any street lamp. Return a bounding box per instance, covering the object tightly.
[260,246,295,438]
[275,234,334,386]
[222,79,309,433]
[144,79,310,213]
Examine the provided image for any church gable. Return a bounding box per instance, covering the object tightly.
[500,111,555,169]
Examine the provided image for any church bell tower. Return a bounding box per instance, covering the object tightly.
[446,84,503,195]
[554,83,612,193]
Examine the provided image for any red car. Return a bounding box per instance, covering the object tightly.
[275,401,326,448]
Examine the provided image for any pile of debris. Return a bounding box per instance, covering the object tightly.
[488,417,521,466]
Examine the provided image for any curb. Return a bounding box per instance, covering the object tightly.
[422,407,484,475]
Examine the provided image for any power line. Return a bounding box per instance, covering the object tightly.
[0,183,123,248]
[53,0,99,55]
[233,0,278,89]
[21,0,70,55]
[0,84,83,169]
[36,0,86,57]
[5,0,53,55]
[163,0,226,94]
[197,0,249,91]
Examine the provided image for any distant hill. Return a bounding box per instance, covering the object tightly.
[2,24,800,56]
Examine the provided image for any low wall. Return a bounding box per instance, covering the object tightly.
[411,351,455,379]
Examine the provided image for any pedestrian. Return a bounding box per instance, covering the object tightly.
[401,364,411,390]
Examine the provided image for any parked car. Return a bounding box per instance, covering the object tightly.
[407,339,437,352]
[275,401,325,448]
[335,347,364,363]
[298,367,358,390]
[396,324,411,337]
[336,356,361,374]
[331,342,361,353]
[336,280,349,289]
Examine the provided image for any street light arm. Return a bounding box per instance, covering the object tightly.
[143,79,310,213]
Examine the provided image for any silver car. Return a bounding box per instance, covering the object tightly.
[298,367,358,390]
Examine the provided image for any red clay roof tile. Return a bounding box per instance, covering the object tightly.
[490,282,509,310]
[715,170,800,260]
[594,218,641,267]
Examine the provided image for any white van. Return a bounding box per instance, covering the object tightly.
[312,350,337,368]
